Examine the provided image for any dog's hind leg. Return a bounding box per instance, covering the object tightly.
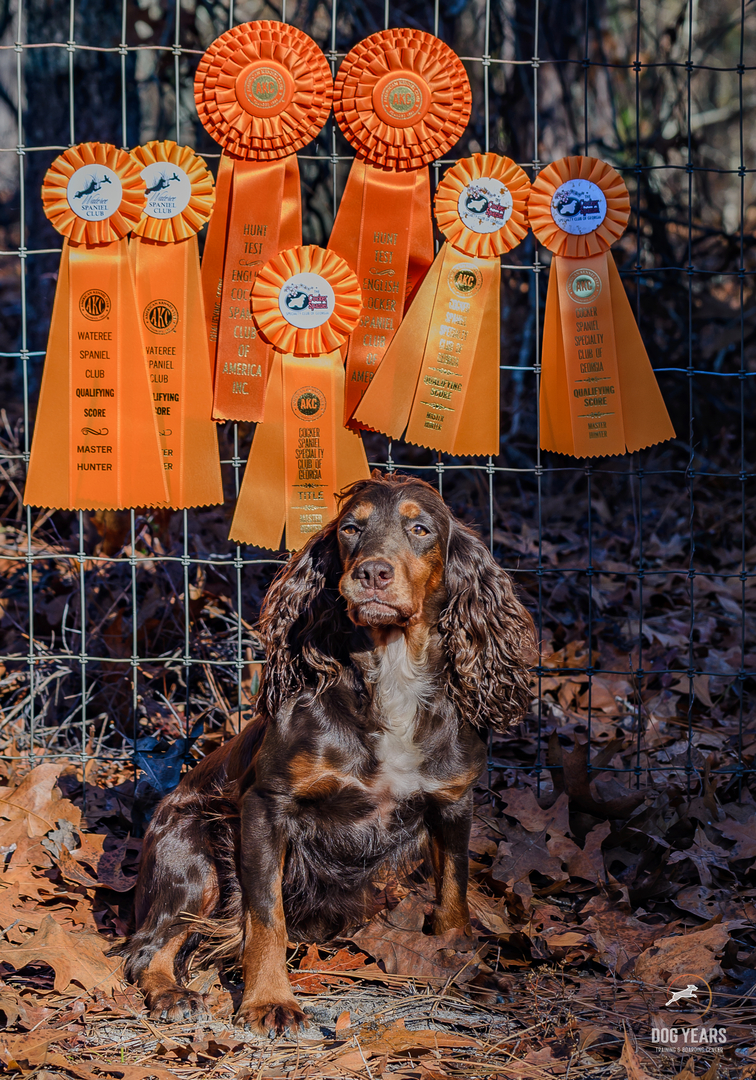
[121,789,219,1020]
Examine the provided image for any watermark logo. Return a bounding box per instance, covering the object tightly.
[650,974,727,1055]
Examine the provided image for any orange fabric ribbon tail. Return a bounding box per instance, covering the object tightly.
[131,235,223,508]
[230,350,369,551]
[205,156,302,423]
[328,161,433,429]
[201,151,234,357]
[540,251,674,457]
[25,238,168,510]
[353,246,500,456]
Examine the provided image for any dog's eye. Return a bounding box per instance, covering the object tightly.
[340,523,359,536]
[409,523,429,536]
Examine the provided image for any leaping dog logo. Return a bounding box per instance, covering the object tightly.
[665,984,699,1007]
[75,173,112,200]
[146,171,182,195]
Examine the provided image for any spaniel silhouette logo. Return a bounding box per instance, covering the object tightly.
[550,178,607,237]
[66,165,122,221]
[458,178,513,235]
[278,272,335,330]
[79,289,111,322]
[291,386,326,423]
[143,299,178,335]
[650,973,727,1055]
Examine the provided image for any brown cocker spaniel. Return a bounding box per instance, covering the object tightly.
[120,473,536,1034]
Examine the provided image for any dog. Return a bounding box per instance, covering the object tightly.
[120,473,536,1034]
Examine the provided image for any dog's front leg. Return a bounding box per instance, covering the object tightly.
[427,791,474,935]
[235,789,306,1036]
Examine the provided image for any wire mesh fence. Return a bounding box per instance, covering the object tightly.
[0,0,754,809]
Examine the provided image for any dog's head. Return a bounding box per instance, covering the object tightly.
[258,473,536,732]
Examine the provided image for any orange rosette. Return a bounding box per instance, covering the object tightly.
[333,28,471,171]
[434,153,530,258]
[25,143,167,512]
[194,20,332,161]
[131,140,214,243]
[251,246,361,357]
[530,155,674,459]
[41,142,144,245]
[329,29,471,429]
[354,153,530,457]
[195,21,331,425]
[528,155,629,259]
[128,141,222,510]
[230,245,368,553]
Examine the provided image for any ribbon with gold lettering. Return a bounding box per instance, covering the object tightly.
[195,20,332,424]
[529,156,674,457]
[25,142,167,511]
[229,246,368,551]
[329,28,471,429]
[130,140,222,509]
[353,154,530,456]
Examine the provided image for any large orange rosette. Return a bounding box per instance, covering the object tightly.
[328,29,471,429]
[229,246,368,551]
[354,154,529,456]
[195,20,332,424]
[130,140,222,509]
[24,143,168,511]
[530,156,674,457]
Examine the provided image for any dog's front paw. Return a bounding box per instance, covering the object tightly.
[148,986,209,1022]
[235,998,307,1037]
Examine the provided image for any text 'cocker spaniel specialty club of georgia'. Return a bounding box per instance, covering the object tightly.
[119,473,536,1034]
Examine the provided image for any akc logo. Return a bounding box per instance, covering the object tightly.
[291,386,326,423]
[79,289,111,322]
[143,299,178,335]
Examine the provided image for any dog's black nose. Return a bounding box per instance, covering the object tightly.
[353,559,394,591]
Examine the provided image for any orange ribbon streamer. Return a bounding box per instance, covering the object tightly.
[329,161,432,425]
[195,21,332,424]
[530,156,675,457]
[25,144,167,511]
[353,154,530,456]
[330,29,471,429]
[130,141,222,510]
[229,246,368,551]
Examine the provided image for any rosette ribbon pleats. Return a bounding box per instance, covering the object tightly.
[530,156,674,457]
[195,20,332,424]
[229,246,369,551]
[354,154,530,456]
[24,143,168,511]
[328,29,471,429]
[130,140,222,509]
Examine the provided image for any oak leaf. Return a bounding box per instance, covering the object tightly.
[634,923,730,985]
[0,914,123,996]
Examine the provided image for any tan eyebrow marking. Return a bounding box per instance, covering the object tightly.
[351,502,374,522]
[399,500,422,518]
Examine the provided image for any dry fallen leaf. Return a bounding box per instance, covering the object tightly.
[0,914,123,996]
[620,1033,662,1080]
[634,923,730,984]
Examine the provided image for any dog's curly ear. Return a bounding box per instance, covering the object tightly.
[439,519,537,733]
[257,520,348,719]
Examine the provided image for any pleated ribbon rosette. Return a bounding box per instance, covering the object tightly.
[25,142,168,511]
[353,153,530,456]
[529,156,675,457]
[194,20,333,424]
[328,29,471,429]
[229,246,369,551]
[130,140,222,509]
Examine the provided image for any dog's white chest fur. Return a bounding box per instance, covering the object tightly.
[368,637,440,803]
